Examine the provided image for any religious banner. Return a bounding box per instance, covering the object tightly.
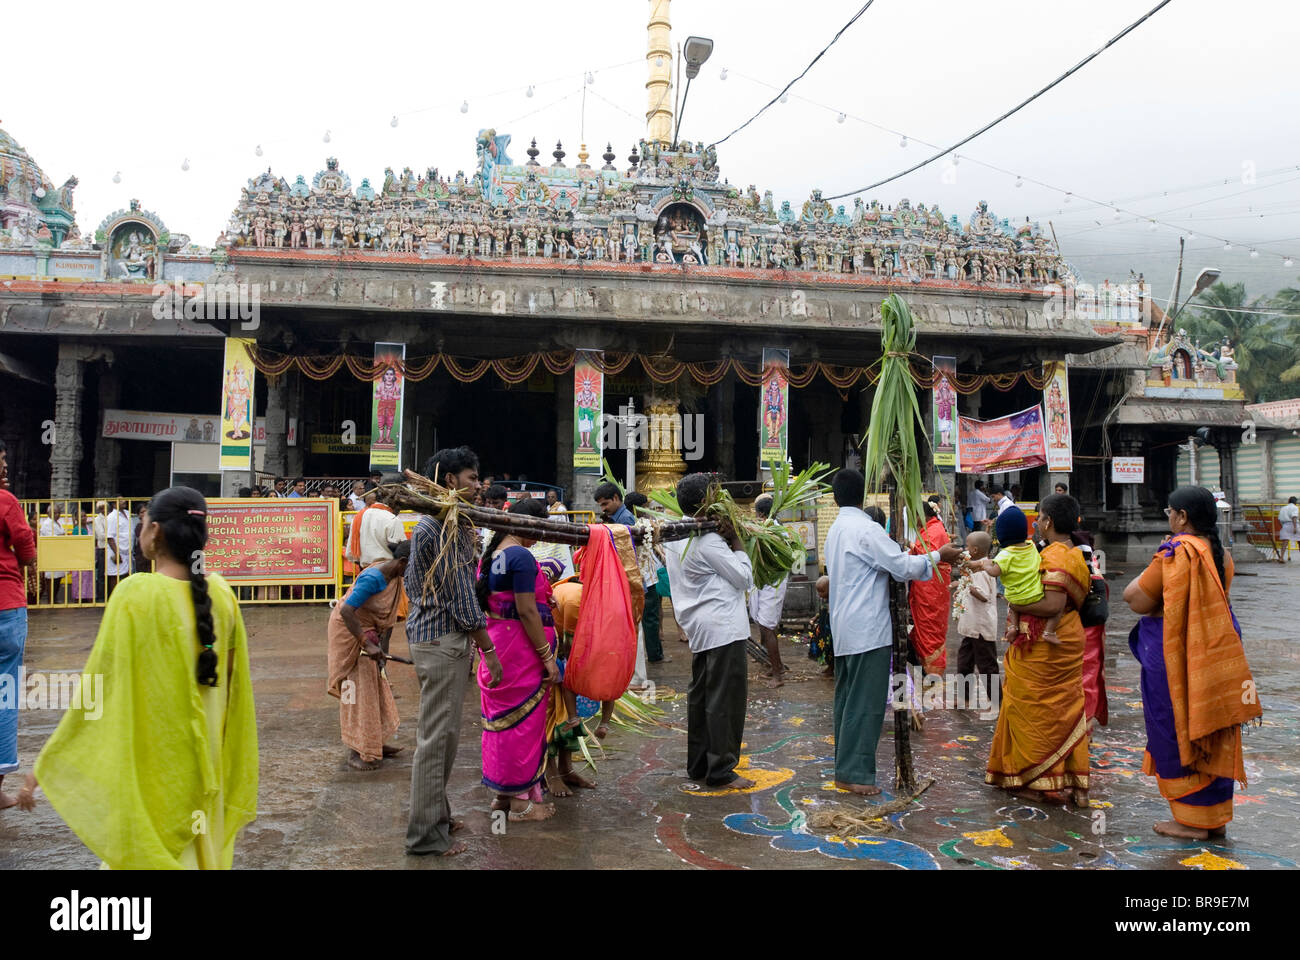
[219,338,256,471]
[1043,362,1073,472]
[759,347,790,470]
[573,350,604,474]
[369,342,405,472]
[955,405,1047,474]
[932,356,957,468]
[202,498,339,585]
[104,409,267,445]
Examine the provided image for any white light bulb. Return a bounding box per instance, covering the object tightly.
[837,113,846,124]
[1113,209,1121,220]
[460,100,469,113]
[719,68,728,80]
[526,85,534,98]
[1223,241,1232,251]
[952,153,959,165]
[779,92,788,103]
[255,144,263,156]
[1187,231,1196,240]
[391,115,399,128]
[1250,248,1259,258]
[1284,257,1294,267]
[586,71,594,85]
[899,136,908,148]
[1015,176,1023,188]
[323,130,331,143]
[181,158,190,172]
[1064,193,1072,203]
[1147,220,1157,231]
[113,171,121,184]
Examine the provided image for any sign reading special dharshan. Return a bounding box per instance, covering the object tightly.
[202,498,339,585]
[955,405,1048,474]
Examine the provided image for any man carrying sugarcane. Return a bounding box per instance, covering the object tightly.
[824,469,962,796]
[664,473,756,791]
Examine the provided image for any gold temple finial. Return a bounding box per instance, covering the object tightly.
[646,0,673,147]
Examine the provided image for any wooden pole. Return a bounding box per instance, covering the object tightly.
[886,470,917,793]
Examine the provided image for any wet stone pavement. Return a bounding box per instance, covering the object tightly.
[3,559,1298,871]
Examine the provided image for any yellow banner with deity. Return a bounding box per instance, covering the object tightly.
[220,338,257,471]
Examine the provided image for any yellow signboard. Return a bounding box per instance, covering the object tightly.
[310,434,372,455]
[38,534,95,571]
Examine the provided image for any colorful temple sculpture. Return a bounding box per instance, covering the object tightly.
[216,140,1075,289]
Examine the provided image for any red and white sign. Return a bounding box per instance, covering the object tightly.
[1111,456,1145,483]
[103,409,266,444]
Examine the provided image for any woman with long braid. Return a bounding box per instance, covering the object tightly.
[1123,485,1261,839]
[15,486,258,868]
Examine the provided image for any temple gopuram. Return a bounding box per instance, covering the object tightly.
[0,1,1277,561]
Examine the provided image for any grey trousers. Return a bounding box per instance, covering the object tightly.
[405,631,472,855]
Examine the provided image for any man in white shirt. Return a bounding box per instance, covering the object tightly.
[824,469,962,795]
[1279,496,1299,560]
[38,504,66,602]
[664,473,755,791]
[357,485,407,566]
[104,499,131,597]
[348,480,368,512]
[91,500,108,601]
[989,484,1013,521]
[545,488,568,520]
[968,480,991,531]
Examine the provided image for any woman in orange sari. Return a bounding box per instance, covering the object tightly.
[909,497,952,674]
[985,494,1091,807]
[1122,485,1261,839]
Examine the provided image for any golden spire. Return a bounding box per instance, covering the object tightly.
[646,0,673,147]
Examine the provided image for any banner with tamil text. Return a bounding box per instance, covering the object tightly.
[202,498,339,585]
[956,405,1047,474]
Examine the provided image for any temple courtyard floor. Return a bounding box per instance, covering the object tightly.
[3,558,1298,871]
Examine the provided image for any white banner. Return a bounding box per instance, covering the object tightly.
[103,409,266,445]
[1111,456,1145,484]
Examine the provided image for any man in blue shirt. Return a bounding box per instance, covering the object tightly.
[594,482,635,526]
[824,469,961,796]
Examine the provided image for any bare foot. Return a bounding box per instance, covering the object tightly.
[439,841,468,857]
[561,771,596,790]
[449,818,466,834]
[910,711,925,731]
[833,780,882,797]
[1069,789,1090,809]
[381,744,402,757]
[1153,820,1211,840]
[491,796,511,812]
[1013,788,1045,803]
[0,792,16,811]
[508,800,557,822]
[766,675,785,689]
[594,724,609,740]
[821,665,835,678]
[710,775,756,791]
[1208,826,1227,838]
[1042,631,1061,645]
[347,750,381,771]
[545,770,573,798]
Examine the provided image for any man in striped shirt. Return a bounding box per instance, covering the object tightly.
[404,446,502,858]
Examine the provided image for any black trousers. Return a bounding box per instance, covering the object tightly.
[956,636,999,702]
[687,640,748,786]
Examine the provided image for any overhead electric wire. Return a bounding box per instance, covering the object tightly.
[822,0,1177,201]
[710,1,876,148]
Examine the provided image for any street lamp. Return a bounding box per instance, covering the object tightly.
[673,36,713,149]
[1186,425,1211,486]
[1156,238,1220,344]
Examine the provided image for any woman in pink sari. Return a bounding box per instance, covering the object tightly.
[476,497,561,822]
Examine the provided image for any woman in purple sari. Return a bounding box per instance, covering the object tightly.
[476,497,561,822]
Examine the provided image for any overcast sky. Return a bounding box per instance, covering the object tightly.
[7,0,1298,300]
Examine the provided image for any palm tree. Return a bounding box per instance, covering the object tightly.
[1269,283,1300,390]
[1183,282,1290,402]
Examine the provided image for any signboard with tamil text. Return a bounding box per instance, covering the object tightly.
[202,497,339,585]
[1111,457,1145,484]
[955,405,1047,474]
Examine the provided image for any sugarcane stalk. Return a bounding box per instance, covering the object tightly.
[886,469,917,794]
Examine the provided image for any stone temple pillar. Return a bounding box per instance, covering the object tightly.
[50,341,93,498]
[93,356,121,496]
[1258,433,1276,502]
[1216,433,1239,517]
[264,373,289,481]
[555,367,574,499]
[1116,426,1142,526]
[286,371,305,478]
